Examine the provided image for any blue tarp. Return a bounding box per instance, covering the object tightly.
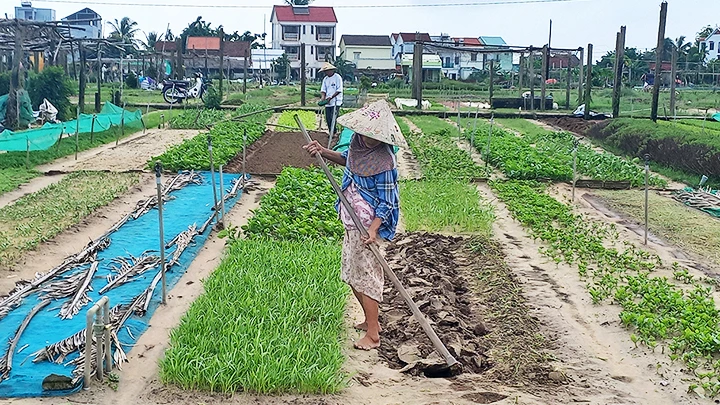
[0,172,244,397]
[712,112,720,122]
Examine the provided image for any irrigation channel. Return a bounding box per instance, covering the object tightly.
[0,171,245,397]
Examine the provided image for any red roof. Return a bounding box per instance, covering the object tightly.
[186,37,220,51]
[272,5,337,23]
[398,32,431,42]
[224,41,251,58]
[452,37,482,46]
[154,40,177,52]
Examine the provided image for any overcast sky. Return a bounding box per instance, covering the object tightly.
[15,0,718,61]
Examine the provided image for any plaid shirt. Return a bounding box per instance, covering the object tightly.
[337,150,400,240]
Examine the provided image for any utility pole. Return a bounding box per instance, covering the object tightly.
[670,45,678,118]
[584,44,593,120]
[612,26,627,117]
[518,54,525,95]
[300,43,306,106]
[413,32,423,109]
[651,2,668,122]
[541,45,548,111]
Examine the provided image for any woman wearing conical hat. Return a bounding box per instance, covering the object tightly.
[304,100,408,350]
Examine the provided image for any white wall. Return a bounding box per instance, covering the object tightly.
[341,45,394,70]
[701,33,720,63]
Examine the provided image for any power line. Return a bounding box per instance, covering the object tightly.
[32,0,586,9]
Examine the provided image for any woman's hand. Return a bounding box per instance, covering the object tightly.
[363,228,378,245]
[303,140,324,157]
[363,218,383,246]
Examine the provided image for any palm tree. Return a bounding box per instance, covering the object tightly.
[144,31,158,50]
[107,17,140,48]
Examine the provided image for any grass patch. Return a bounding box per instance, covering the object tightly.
[400,180,493,235]
[278,110,318,130]
[0,171,138,268]
[0,168,41,194]
[594,189,720,268]
[407,115,458,136]
[494,118,551,137]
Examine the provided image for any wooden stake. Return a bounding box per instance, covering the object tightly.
[651,2,668,122]
[300,43,306,106]
[612,26,627,118]
[529,49,535,110]
[670,45,678,118]
[243,49,249,95]
[584,44,593,120]
[218,29,224,100]
[565,54,572,109]
[489,60,495,103]
[578,47,585,104]
[413,33,423,109]
[540,45,548,111]
[96,43,102,113]
[74,105,80,160]
[79,43,86,114]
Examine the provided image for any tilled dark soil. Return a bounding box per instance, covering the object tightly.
[541,117,602,135]
[225,130,335,175]
[379,232,555,385]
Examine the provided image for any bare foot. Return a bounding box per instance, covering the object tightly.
[354,334,380,350]
[354,322,382,332]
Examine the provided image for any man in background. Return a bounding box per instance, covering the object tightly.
[320,62,343,135]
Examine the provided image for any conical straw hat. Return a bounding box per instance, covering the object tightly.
[337,100,408,148]
[319,62,337,72]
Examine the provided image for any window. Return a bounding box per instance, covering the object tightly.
[284,46,299,60]
[302,25,306,35]
[316,26,334,42]
[282,26,300,41]
[317,46,334,61]
[454,56,460,65]
[711,41,715,51]
[353,52,361,60]
[470,53,477,62]
[311,26,314,35]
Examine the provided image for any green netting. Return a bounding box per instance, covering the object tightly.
[712,113,720,123]
[0,102,143,152]
[680,187,720,218]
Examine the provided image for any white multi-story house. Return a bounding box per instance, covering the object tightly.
[270,4,337,80]
[431,34,485,80]
[699,28,720,63]
[339,35,395,71]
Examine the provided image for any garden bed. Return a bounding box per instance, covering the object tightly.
[540,116,600,134]
[379,232,554,384]
[225,130,335,175]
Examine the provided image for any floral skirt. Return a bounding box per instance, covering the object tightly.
[340,184,385,303]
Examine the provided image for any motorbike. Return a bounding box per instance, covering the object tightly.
[162,72,211,104]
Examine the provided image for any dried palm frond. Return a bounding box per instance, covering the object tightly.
[0,238,109,320]
[0,300,50,382]
[59,261,100,320]
[131,171,204,219]
[99,253,160,295]
[33,329,85,364]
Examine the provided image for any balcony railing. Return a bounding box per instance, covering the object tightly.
[317,54,332,61]
[286,53,299,61]
[283,33,299,41]
[317,33,333,42]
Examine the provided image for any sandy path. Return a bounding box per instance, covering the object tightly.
[0,128,199,211]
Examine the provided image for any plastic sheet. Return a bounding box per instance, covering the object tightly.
[0,172,243,397]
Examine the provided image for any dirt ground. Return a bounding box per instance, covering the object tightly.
[225,130,334,175]
[5,116,719,404]
[540,117,601,135]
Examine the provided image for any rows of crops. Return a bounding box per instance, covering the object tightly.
[399,118,489,180]
[278,110,318,130]
[161,167,347,394]
[169,109,228,129]
[151,104,271,171]
[463,118,666,187]
[491,180,720,396]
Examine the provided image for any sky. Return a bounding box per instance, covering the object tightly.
[7,0,717,61]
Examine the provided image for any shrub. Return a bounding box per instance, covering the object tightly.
[203,85,222,109]
[0,72,9,95]
[125,71,138,89]
[26,67,73,121]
